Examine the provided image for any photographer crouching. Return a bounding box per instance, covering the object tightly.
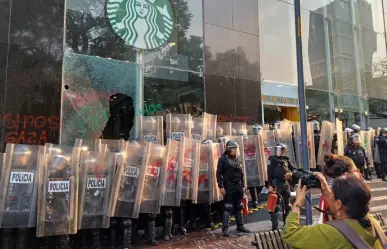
[267,143,297,230]
[281,174,386,248]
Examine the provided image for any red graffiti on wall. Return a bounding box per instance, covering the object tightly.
[1,113,60,145]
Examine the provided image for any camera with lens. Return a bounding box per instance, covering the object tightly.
[291,170,321,188]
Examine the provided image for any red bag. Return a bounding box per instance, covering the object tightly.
[242,194,249,216]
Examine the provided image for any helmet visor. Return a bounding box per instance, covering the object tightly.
[350,135,360,144]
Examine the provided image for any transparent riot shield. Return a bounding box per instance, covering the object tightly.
[135,116,164,144]
[231,122,247,136]
[178,137,200,203]
[140,143,166,214]
[78,150,114,230]
[191,116,206,141]
[0,144,41,228]
[317,121,335,166]
[361,131,374,169]
[246,125,254,135]
[166,114,192,142]
[369,129,376,168]
[197,143,213,204]
[217,136,247,188]
[159,139,181,207]
[210,143,225,203]
[275,129,297,166]
[216,122,232,139]
[203,112,217,141]
[293,123,316,170]
[261,130,276,163]
[107,143,147,218]
[0,153,4,182]
[95,139,127,153]
[336,119,344,155]
[36,143,82,237]
[243,135,266,187]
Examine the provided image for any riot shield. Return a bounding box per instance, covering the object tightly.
[231,122,247,136]
[159,139,181,207]
[336,119,344,155]
[107,143,147,218]
[361,131,374,169]
[0,153,4,182]
[140,143,166,214]
[95,139,127,153]
[191,116,206,141]
[246,125,254,135]
[275,129,296,166]
[178,137,200,203]
[216,122,232,139]
[217,136,247,188]
[36,143,82,237]
[293,123,316,170]
[263,124,270,130]
[243,135,266,187]
[369,129,376,168]
[203,112,217,141]
[0,144,41,228]
[210,143,224,203]
[317,121,335,166]
[166,114,192,142]
[197,143,213,204]
[135,116,164,144]
[78,150,114,230]
[261,130,276,162]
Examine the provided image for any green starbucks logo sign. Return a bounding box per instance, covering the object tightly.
[107,0,174,49]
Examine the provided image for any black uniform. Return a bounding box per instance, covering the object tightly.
[267,155,295,230]
[314,132,321,172]
[216,154,245,231]
[376,135,387,181]
[344,144,370,179]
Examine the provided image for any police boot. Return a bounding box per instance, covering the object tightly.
[235,209,250,233]
[375,163,382,178]
[1,228,14,249]
[222,203,232,236]
[249,187,258,208]
[205,204,215,229]
[91,229,101,249]
[58,235,70,249]
[270,212,279,230]
[365,167,372,181]
[121,218,132,249]
[164,208,173,241]
[109,218,118,249]
[177,205,187,235]
[147,214,157,246]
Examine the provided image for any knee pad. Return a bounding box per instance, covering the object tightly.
[121,219,132,228]
[224,203,233,212]
[165,209,173,218]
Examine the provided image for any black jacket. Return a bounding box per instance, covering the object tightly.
[376,136,387,163]
[267,155,295,192]
[216,154,244,190]
[344,144,369,166]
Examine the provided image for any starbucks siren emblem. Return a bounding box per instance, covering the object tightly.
[107,0,174,49]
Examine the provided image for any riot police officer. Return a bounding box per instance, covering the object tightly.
[312,120,321,171]
[376,128,387,181]
[216,141,250,236]
[249,125,264,208]
[345,134,372,180]
[267,143,296,230]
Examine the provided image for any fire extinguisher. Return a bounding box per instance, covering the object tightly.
[266,189,278,213]
[242,194,249,216]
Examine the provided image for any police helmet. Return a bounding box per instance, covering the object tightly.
[366,127,373,131]
[252,124,263,135]
[344,128,354,134]
[275,143,288,156]
[350,124,361,133]
[226,140,238,150]
[202,139,212,145]
[311,120,320,131]
[350,133,361,144]
[274,121,281,130]
[380,128,387,137]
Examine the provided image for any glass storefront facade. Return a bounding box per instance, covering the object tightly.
[1,0,387,149]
